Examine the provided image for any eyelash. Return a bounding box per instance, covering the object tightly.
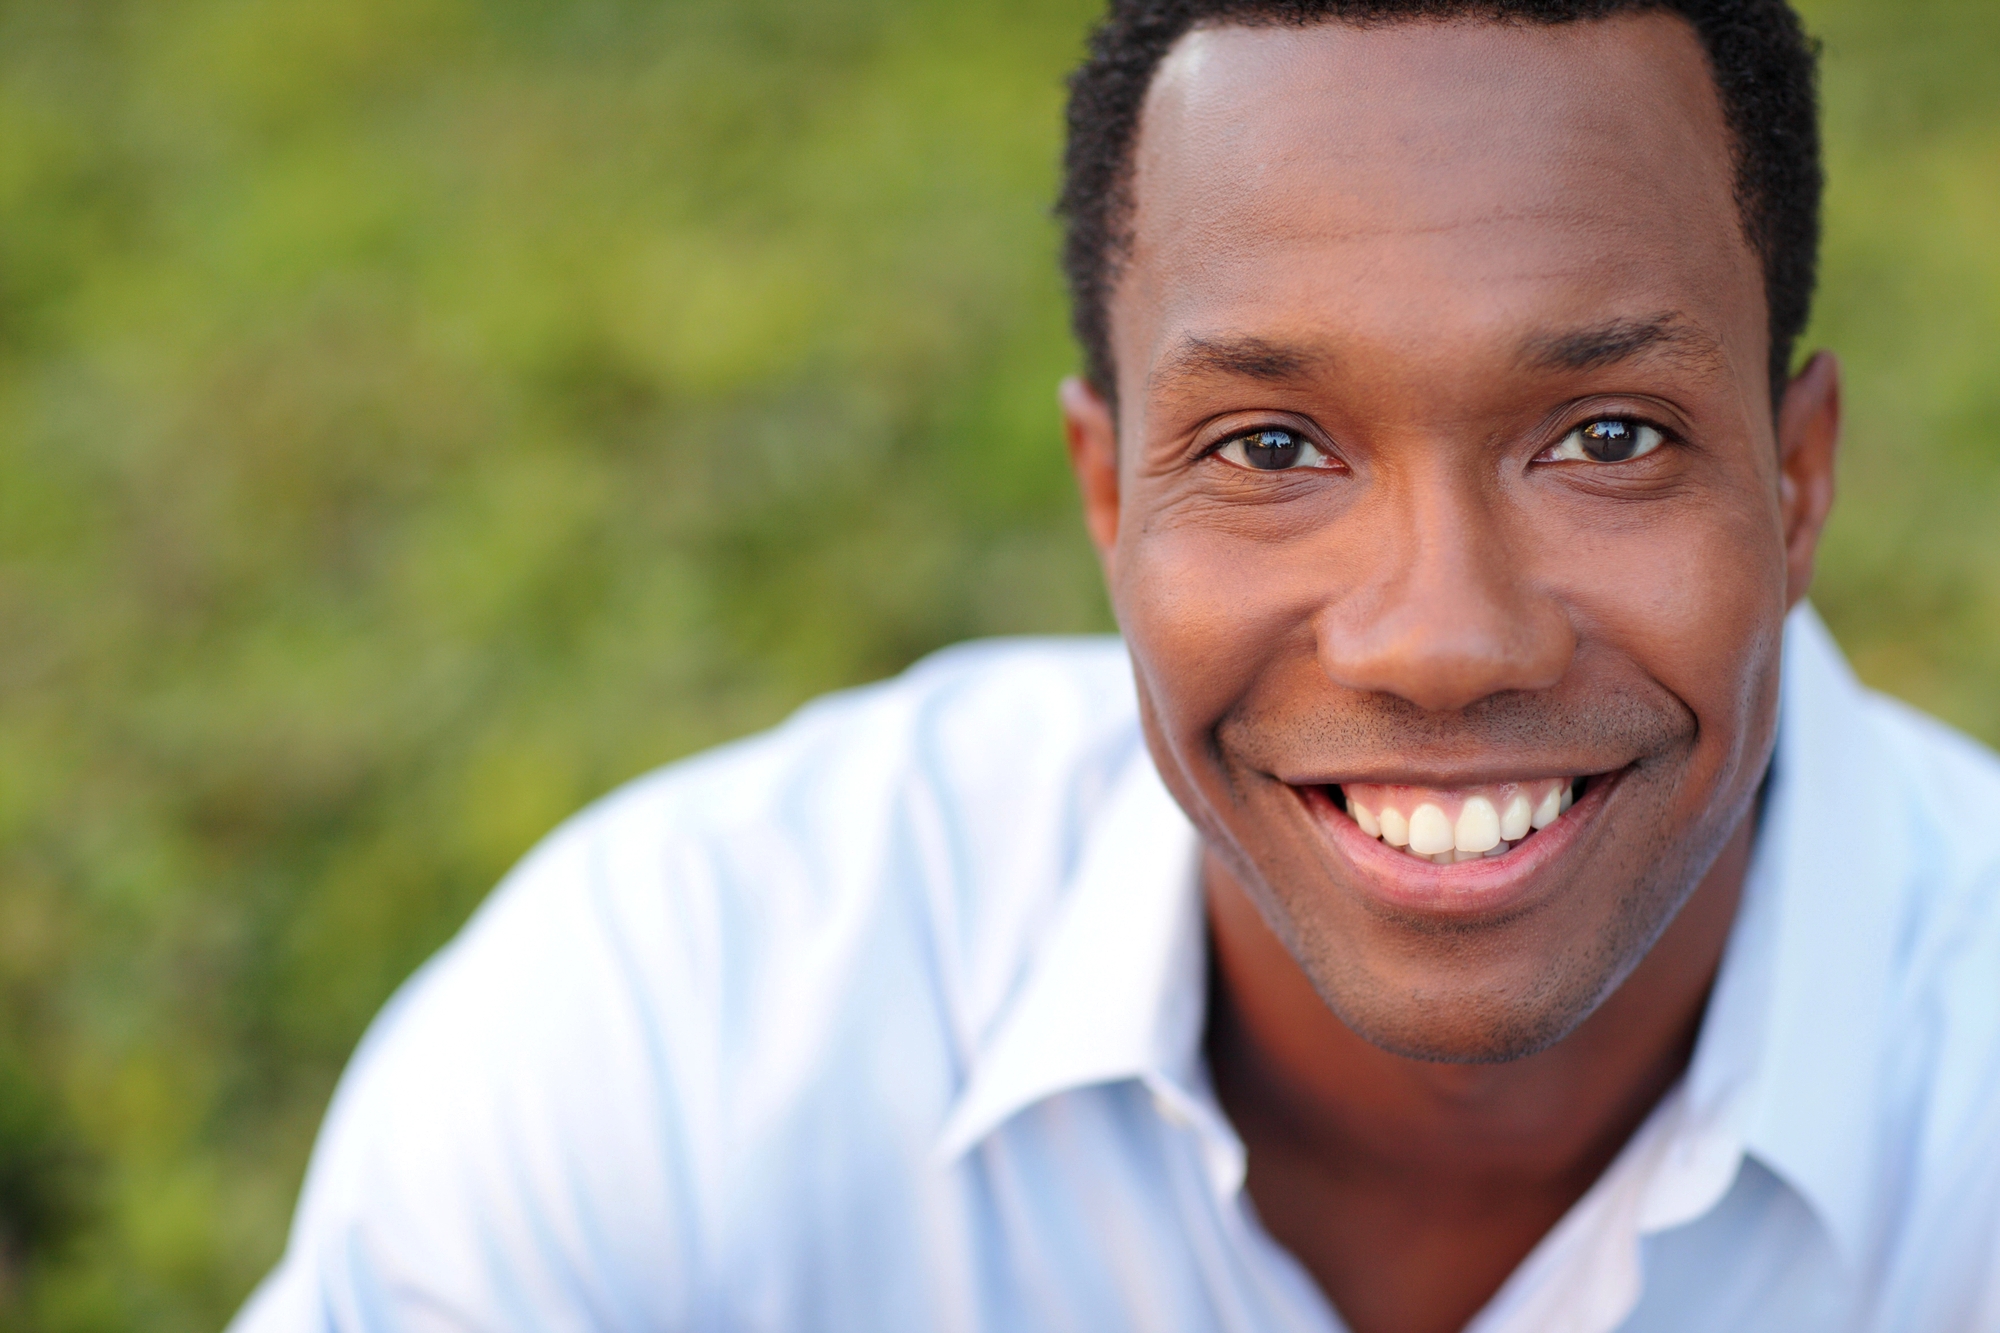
[1539,416,1673,464]
[1202,424,1340,473]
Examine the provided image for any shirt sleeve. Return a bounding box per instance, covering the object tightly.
[228,797,719,1333]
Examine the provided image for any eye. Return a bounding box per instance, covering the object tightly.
[1544,418,1664,464]
[1214,427,1335,472]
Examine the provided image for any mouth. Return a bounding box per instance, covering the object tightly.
[1290,768,1628,915]
[1338,776,1581,864]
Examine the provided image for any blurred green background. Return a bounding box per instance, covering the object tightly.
[0,0,1993,1325]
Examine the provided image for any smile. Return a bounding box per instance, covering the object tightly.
[1339,778,1578,864]
[1289,769,1627,917]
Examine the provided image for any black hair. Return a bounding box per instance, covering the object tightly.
[1059,0,1821,408]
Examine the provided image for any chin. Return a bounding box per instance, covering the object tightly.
[1293,921,1630,1066]
[1335,990,1594,1065]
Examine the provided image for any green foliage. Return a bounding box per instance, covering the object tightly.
[1805,0,2000,739]
[0,0,1991,1324]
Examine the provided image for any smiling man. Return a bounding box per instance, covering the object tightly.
[235,3,2000,1332]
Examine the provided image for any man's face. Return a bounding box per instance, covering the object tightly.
[1065,15,1838,1061]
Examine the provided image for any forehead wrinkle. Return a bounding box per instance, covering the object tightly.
[1148,333,1334,394]
[1521,313,1726,376]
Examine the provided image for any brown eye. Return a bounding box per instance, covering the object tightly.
[1547,419,1663,463]
[1216,427,1333,472]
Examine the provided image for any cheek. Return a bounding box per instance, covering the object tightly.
[1562,484,1787,769]
[1113,499,1329,760]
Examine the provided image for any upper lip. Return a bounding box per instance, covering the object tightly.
[1277,762,1623,789]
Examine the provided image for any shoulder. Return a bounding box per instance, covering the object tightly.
[1858,688,2000,999]
[1850,691,2000,1303]
[1862,689,2000,885]
[235,637,1143,1330]
[552,634,1145,1012]
[573,634,1142,890]
[416,634,1142,1020]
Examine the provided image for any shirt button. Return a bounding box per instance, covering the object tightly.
[1151,1089,1192,1128]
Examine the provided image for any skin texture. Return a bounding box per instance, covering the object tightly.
[1060,14,1840,1333]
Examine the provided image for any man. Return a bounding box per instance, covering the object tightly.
[234,1,2000,1330]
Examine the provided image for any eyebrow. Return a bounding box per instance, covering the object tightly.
[1520,313,1725,374]
[1148,334,1333,391]
[1147,314,1725,393]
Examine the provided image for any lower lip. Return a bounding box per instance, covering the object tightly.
[1297,772,1622,920]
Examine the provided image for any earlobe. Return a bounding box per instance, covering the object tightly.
[1060,375,1122,569]
[1776,351,1841,611]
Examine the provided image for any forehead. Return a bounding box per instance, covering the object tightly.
[1117,14,1763,399]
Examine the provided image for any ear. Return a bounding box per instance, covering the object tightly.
[1060,375,1122,572]
[1775,351,1840,611]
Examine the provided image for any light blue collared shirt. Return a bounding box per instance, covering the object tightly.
[234,607,2000,1332]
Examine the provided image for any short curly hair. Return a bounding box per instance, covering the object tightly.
[1059,0,1821,408]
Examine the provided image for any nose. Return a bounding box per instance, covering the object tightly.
[1316,473,1574,713]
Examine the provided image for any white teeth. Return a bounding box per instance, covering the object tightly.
[1348,797,1381,838]
[1408,803,1454,856]
[1342,778,1579,864]
[1454,797,1501,853]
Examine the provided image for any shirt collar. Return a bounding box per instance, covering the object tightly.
[936,608,1901,1272]
[1699,604,1903,1267]
[934,743,1204,1163]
